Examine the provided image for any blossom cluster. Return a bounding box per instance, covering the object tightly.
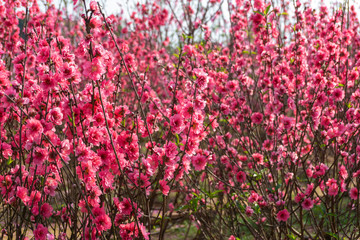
[0,0,360,239]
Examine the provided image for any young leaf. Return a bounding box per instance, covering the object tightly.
[264,5,271,15]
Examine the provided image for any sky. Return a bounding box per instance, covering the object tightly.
[45,0,360,16]
[37,0,360,47]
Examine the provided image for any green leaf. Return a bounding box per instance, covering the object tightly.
[175,134,180,145]
[209,190,223,198]
[264,5,271,15]
[278,12,288,16]
[175,205,188,211]
[40,176,45,185]
[325,232,339,240]
[67,115,75,127]
[254,11,264,16]
[189,198,199,212]
[254,204,261,214]
[287,234,296,240]
[7,156,14,165]
[191,192,198,197]
[182,33,193,39]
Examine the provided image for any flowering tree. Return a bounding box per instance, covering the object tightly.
[1,0,360,239]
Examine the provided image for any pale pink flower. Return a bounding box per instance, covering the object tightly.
[83,57,105,81]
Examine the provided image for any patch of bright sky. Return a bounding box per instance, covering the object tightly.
[45,0,360,15]
[40,0,360,45]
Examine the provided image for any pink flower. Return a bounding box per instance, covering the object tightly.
[339,165,348,180]
[159,180,170,195]
[332,88,344,101]
[252,153,264,165]
[120,198,133,215]
[26,118,43,138]
[90,1,99,13]
[225,80,238,92]
[236,171,246,183]
[328,183,338,196]
[40,203,53,218]
[34,224,48,240]
[40,74,57,91]
[282,117,294,130]
[17,187,30,205]
[277,209,290,222]
[61,62,76,79]
[37,47,50,63]
[295,193,304,203]
[193,68,208,90]
[95,214,112,232]
[83,57,105,81]
[33,147,48,166]
[262,139,273,151]
[350,187,358,200]
[251,112,263,124]
[165,141,178,159]
[48,107,63,125]
[245,206,254,216]
[170,114,184,134]
[326,179,339,196]
[89,17,102,29]
[248,192,259,203]
[301,198,314,210]
[305,183,314,196]
[191,155,207,171]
